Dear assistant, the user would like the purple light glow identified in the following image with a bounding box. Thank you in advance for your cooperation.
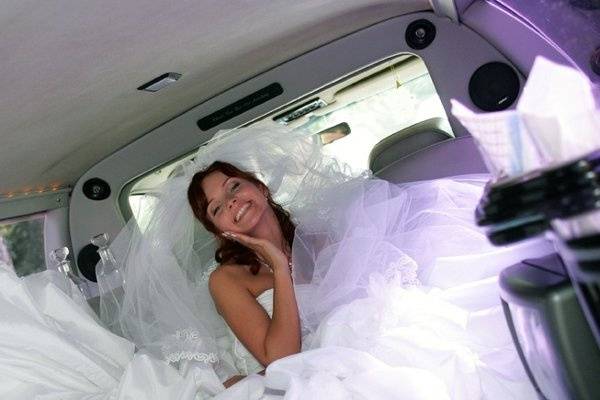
[493,0,600,83]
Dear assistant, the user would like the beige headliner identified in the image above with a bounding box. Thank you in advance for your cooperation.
[0,0,431,197]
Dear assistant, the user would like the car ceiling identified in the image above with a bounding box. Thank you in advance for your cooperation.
[0,0,431,198]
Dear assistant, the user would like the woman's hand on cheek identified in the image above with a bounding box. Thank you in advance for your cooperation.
[222,232,289,274]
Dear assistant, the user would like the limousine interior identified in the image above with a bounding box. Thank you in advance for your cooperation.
[1,1,599,399]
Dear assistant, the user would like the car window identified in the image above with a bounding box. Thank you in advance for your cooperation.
[0,214,46,277]
[129,194,160,231]
[125,54,450,225]
[291,63,448,174]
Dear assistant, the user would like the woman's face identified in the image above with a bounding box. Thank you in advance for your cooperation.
[201,171,270,234]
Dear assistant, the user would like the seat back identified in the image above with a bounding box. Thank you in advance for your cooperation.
[374,135,488,184]
[369,117,453,175]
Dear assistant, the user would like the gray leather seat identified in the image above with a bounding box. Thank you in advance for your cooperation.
[369,117,454,175]
[374,135,488,184]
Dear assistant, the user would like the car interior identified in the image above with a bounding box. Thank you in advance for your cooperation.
[1,1,599,399]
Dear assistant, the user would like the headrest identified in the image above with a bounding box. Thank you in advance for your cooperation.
[375,136,488,184]
[369,117,453,174]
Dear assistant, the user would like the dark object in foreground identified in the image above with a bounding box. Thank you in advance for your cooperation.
[477,150,600,400]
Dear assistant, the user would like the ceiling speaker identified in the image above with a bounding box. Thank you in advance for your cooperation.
[82,178,111,200]
[405,19,436,50]
[469,62,520,112]
[77,244,99,282]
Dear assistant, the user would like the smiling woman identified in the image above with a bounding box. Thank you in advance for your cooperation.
[188,161,296,276]
[186,161,301,384]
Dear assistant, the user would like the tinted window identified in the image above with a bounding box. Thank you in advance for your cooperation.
[294,63,448,173]
[0,214,46,276]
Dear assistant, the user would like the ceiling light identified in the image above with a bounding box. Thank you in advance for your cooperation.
[137,72,182,92]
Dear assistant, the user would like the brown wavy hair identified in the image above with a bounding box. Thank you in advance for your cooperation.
[187,161,295,275]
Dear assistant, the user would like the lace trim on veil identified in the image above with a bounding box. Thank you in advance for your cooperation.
[161,328,219,364]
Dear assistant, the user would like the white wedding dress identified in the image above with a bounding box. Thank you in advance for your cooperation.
[263,176,553,399]
[0,175,554,400]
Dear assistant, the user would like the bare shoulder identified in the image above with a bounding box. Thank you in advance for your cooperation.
[208,264,256,317]
[208,264,246,297]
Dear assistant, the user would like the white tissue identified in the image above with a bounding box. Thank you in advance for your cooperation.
[517,57,600,163]
[450,101,543,176]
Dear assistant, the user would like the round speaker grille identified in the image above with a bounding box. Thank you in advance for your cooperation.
[77,244,100,282]
[82,178,111,201]
[469,62,520,112]
[405,19,436,50]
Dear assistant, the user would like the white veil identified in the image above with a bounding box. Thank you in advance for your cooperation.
[99,125,359,380]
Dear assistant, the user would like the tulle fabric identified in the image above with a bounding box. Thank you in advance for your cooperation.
[105,179,240,380]
[291,175,554,334]
[0,263,133,399]
[268,174,554,399]
[267,284,536,399]
[0,262,228,400]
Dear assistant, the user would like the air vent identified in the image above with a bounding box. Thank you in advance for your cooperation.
[273,98,328,125]
[197,83,284,131]
[137,72,182,92]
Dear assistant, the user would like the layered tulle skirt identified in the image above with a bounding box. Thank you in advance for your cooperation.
[278,175,554,399]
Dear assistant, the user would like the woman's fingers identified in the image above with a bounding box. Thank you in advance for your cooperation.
[222,231,288,271]
[223,231,261,249]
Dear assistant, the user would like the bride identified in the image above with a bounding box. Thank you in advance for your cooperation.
[187,161,301,387]
[0,125,554,399]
